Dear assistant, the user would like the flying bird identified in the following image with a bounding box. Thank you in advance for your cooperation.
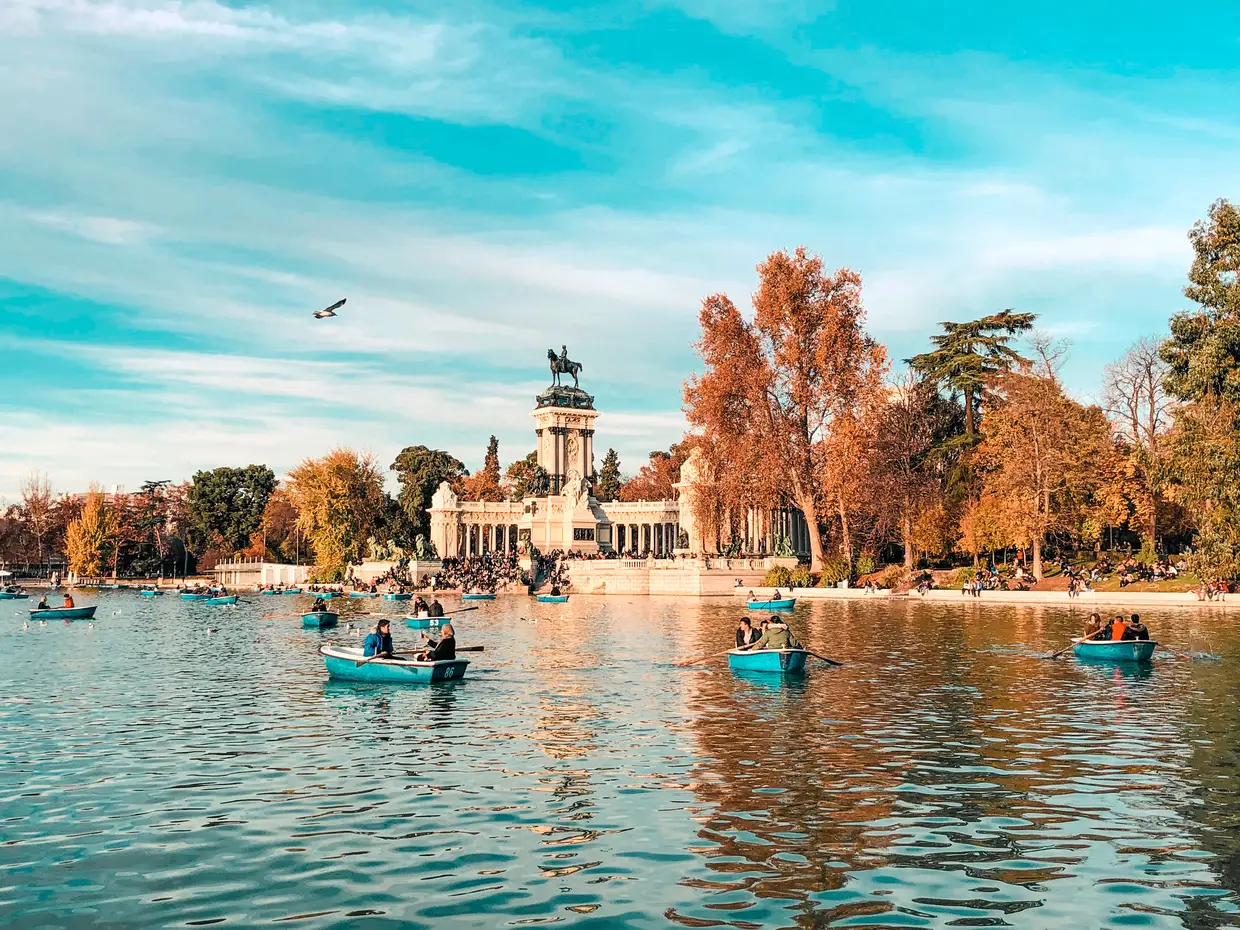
[314,298,346,319]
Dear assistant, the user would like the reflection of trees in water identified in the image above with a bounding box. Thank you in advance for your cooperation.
[676,601,1237,927]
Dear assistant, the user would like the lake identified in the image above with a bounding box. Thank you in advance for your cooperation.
[2,593,1238,928]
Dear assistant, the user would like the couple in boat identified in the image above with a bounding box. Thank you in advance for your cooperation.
[363,618,456,662]
[735,616,801,650]
[36,594,75,610]
[1082,612,1150,642]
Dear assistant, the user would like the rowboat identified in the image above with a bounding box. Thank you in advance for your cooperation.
[727,648,808,673]
[1072,639,1157,663]
[310,591,338,599]
[139,589,164,597]
[747,598,796,611]
[303,611,339,629]
[406,615,450,630]
[30,605,97,621]
[0,591,29,599]
[181,593,210,600]
[319,644,469,683]
[383,592,412,601]
[261,588,302,596]
[206,595,238,606]
[461,593,495,601]
[348,592,378,599]
[536,594,569,603]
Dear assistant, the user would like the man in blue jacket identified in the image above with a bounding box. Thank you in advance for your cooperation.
[363,618,396,658]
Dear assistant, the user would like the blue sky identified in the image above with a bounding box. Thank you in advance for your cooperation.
[2,0,1238,499]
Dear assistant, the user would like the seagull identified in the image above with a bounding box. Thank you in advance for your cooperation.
[314,298,346,319]
[23,621,29,630]
[207,627,219,634]
[88,622,94,631]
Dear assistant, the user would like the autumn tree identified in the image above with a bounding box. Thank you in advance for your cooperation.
[65,488,116,577]
[975,367,1117,579]
[19,471,55,570]
[287,448,387,578]
[685,248,886,570]
[619,444,687,502]
[391,446,467,535]
[503,451,548,501]
[908,309,1036,439]
[459,436,504,502]
[596,449,622,502]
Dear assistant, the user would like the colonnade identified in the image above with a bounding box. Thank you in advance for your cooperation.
[613,521,680,557]
[457,523,520,558]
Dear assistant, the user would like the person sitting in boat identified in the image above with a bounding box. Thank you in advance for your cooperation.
[428,597,444,618]
[412,596,429,617]
[745,619,800,651]
[37,595,50,610]
[415,623,456,661]
[63,593,75,609]
[735,617,758,648]
[551,583,562,596]
[311,596,328,613]
[770,589,782,601]
[1125,614,1150,641]
[1109,614,1129,641]
[363,618,397,659]
[1082,612,1105,640]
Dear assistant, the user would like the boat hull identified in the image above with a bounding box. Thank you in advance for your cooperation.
[348,592,378,599]
[180,593,209,600]
[383,593,412,600]
[30,606,97,621]
[303,611,339,629]
[536,595,569,603]
[310,592,338,599]
[319,645,469,683]
[747,599,796,610]
[139,590,164,597]
[461,593,495,601]
[206,596,238,606]
[406,616,450,630]
[1072,640,1157,663]
[0,592,29,599]
[727,648,808,673]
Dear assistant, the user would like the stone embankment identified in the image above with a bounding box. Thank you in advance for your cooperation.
[739,586,1230,609]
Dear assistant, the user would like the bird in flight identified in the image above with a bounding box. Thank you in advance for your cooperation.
[315,298,346,319]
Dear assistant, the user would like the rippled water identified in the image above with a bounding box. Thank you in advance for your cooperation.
[2,592,1239,928]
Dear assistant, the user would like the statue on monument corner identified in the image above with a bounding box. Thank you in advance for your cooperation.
[547,345,583,388]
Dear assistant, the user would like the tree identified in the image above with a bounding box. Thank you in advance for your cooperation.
[186,465,276,554]
[684,247,887,571]
[1102,337,1174,547]
[65,488,116,577]
[19,471,54,570]
[459,436,504,502]
[391,446,467,535]
[975,368,1117,580]
[287,448,387,578]
[503,451,547,500]
[908,309,1037,439]
[619,444,687,502]
[596,448,622,502]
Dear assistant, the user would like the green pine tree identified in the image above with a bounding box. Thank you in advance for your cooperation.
[597,448,622,502]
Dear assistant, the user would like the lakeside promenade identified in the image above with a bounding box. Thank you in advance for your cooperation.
[739,585,1230,609]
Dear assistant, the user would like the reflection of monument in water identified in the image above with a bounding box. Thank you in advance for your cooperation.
[428,348,811,593]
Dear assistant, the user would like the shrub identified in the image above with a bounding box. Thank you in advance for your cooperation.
[953,566,977,587]
[877,565,908,590]
[818,557,849,584]
[789,565,814,588]
[855,554,876,576]
[764,565,792,587]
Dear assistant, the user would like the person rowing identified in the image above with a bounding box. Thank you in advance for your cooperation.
[311,596,328,613]
[735,617,759,648]
[415,623,456,661]
[1082,612,1106,640]
[428,596,444,618]
[741,618,801,651]
[363,618,397,659]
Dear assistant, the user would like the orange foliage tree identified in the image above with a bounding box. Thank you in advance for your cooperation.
[619,443,687,501]
[684,247,887,570]
[459,436,504,502]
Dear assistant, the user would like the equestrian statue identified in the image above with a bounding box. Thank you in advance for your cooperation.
[548,345,583,388]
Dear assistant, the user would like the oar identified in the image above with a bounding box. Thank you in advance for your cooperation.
[675,648,733,668]
[1157,643,1195,660]
[1048,637,1085,659]
[804,650,845,667]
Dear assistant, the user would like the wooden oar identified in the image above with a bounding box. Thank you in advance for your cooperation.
[675,648,733,667]
[804,650,844,667]
[1157,643,1195,660]
[1048,637,1085,659]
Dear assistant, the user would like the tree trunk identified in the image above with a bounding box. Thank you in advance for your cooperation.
[837,495,853,568]
[1147,489,1158,551]
[1032,535,1043,581]
[796,493,826,572]
[903,513,914,570]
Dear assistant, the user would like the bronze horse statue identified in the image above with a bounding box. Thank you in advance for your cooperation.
[548,347,583,388]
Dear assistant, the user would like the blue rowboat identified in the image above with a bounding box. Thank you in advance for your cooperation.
[406,615,450,630]
[0,591,29,599]
[461,593,495,601]
[181,593,210,600]
[747,598,796,611]
[727,648,808,674]
[30,605,97,621]
[303,611,339,629]
[139,590,164,597]
[319,644,469,684]
[348,591,378,599]
[206,595,238,606]
[310,591,339,599]
[1072,640,1157,663]
[536,594,569,603]
[383,592,412,601]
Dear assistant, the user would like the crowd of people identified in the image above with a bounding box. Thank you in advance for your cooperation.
[433,551,524,594]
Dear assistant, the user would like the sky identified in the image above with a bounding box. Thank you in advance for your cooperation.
[2,0,1238,500]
